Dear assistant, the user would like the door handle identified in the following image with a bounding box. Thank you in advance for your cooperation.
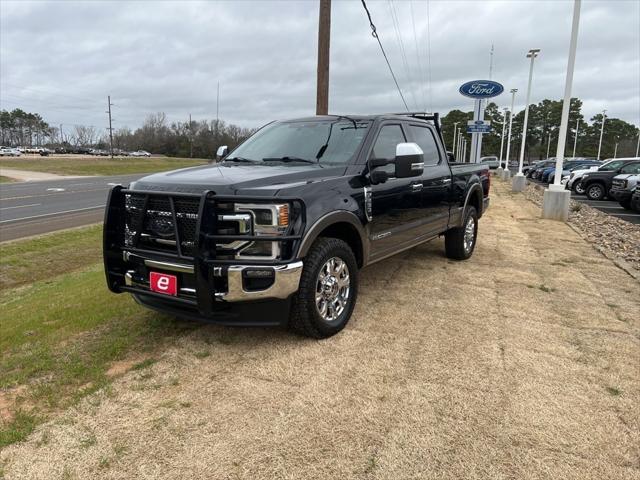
[410,182,423,192]
[442,178,452,184]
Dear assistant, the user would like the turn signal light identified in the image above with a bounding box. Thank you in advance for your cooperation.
[278,204,289,227]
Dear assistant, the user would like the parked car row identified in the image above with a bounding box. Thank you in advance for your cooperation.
[560,157,640,209]
[0,146,152,157]
[0,146,22,156]
[525,158,600,182]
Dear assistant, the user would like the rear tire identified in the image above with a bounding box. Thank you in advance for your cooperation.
[445,206,478,261]
[288,238,358,339]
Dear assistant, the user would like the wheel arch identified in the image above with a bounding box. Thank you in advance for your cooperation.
[463,183,484,220]
[297,211,367,268]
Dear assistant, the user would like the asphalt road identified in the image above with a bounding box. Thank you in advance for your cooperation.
[528,178,640,225]
[0,174,143,241]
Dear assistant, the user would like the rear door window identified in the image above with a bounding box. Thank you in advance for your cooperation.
[408,125,441,166]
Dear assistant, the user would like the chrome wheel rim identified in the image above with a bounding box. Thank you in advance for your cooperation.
[463,216,476,253]
[315,257,350,322]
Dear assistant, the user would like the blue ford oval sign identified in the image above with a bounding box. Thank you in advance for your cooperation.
[459,80,504,99]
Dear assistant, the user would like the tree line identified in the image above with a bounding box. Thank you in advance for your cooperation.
[441,98,639,162]
[2,97,638,161]
[0,109,254,159]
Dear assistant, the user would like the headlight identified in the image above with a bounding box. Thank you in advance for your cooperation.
[235,203,289,233]
[233,203,290,259]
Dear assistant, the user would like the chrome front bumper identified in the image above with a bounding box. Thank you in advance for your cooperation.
[222,262,303,302]
[124,255,303,303]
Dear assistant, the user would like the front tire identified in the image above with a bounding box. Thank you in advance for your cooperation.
[288,238,358,339]
[619,199,632,210]
[585,183,606,201]
[573,181,586,195]
[445,206,478,260]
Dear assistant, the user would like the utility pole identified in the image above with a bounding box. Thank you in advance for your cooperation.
[59,123,63,145]
[107,96,114,158]
[572,117,579,157]
[636,130,640,157]
[316,0,331,115]
[189,113,193,158]
[597,109,606,160]
[613,137,618,158]
[216,82,220,126]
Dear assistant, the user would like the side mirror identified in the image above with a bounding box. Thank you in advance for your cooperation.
[394,142,424,178]
[216,145,228,160]
[370,170,389,184]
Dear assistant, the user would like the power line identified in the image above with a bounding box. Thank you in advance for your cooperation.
[425,0,433,112]
[360,0,410,112]
[409,0,426,111]
[388,0,417,110]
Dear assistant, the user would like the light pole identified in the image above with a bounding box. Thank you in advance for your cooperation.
[636,129,640,157]
[542,0,581,221]
[497,107,508,174]
[457,127,463,160]
[613,137,618,158]
[452,122,459,155]
[462,139,467,162]
[546,132,552,159]
[513,48,540,191]
[503,88,518,180]
[572,117,579,157]
[597,109,606,160]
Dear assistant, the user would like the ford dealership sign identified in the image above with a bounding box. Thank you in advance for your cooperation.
[459,80,504,99]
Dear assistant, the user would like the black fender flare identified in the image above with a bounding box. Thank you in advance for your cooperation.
[462,182,484,223]
[297,210,369,266]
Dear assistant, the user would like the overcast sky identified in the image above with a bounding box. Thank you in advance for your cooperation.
[1,0,639,134]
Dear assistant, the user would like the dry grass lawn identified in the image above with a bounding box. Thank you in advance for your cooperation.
[1,180,638,479]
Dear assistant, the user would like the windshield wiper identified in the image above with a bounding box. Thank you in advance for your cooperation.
[224,157,256,163]
[262,156,315,164]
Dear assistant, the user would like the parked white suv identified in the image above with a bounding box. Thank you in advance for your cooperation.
[0,147,22,157]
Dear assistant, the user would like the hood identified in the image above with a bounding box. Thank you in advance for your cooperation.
[130,162,346,196]
[613,174,639,180]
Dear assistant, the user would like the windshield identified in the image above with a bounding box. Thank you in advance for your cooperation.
[226,119,370,165]
[599,160,625,171]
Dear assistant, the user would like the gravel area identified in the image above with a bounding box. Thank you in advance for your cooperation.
[523,182,640,275]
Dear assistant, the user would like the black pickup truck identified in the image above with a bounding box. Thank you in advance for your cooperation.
[104,113,490,338]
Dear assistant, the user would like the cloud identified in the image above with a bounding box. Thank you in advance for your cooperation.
[1,0,638,133]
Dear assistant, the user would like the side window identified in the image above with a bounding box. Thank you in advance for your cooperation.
[620,163,640,174]
[408,125,440,166]
[601,161,623,171]
[369,124,406,175]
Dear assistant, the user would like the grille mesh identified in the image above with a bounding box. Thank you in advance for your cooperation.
[124,193,200,257]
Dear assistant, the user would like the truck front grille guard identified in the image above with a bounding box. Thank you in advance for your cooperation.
[103,186,306,315]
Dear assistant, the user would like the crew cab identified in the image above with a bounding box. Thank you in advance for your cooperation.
[104,113,490,338]
[580,160,640,200]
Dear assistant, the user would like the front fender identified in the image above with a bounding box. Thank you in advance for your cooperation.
[297,210,368,263]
